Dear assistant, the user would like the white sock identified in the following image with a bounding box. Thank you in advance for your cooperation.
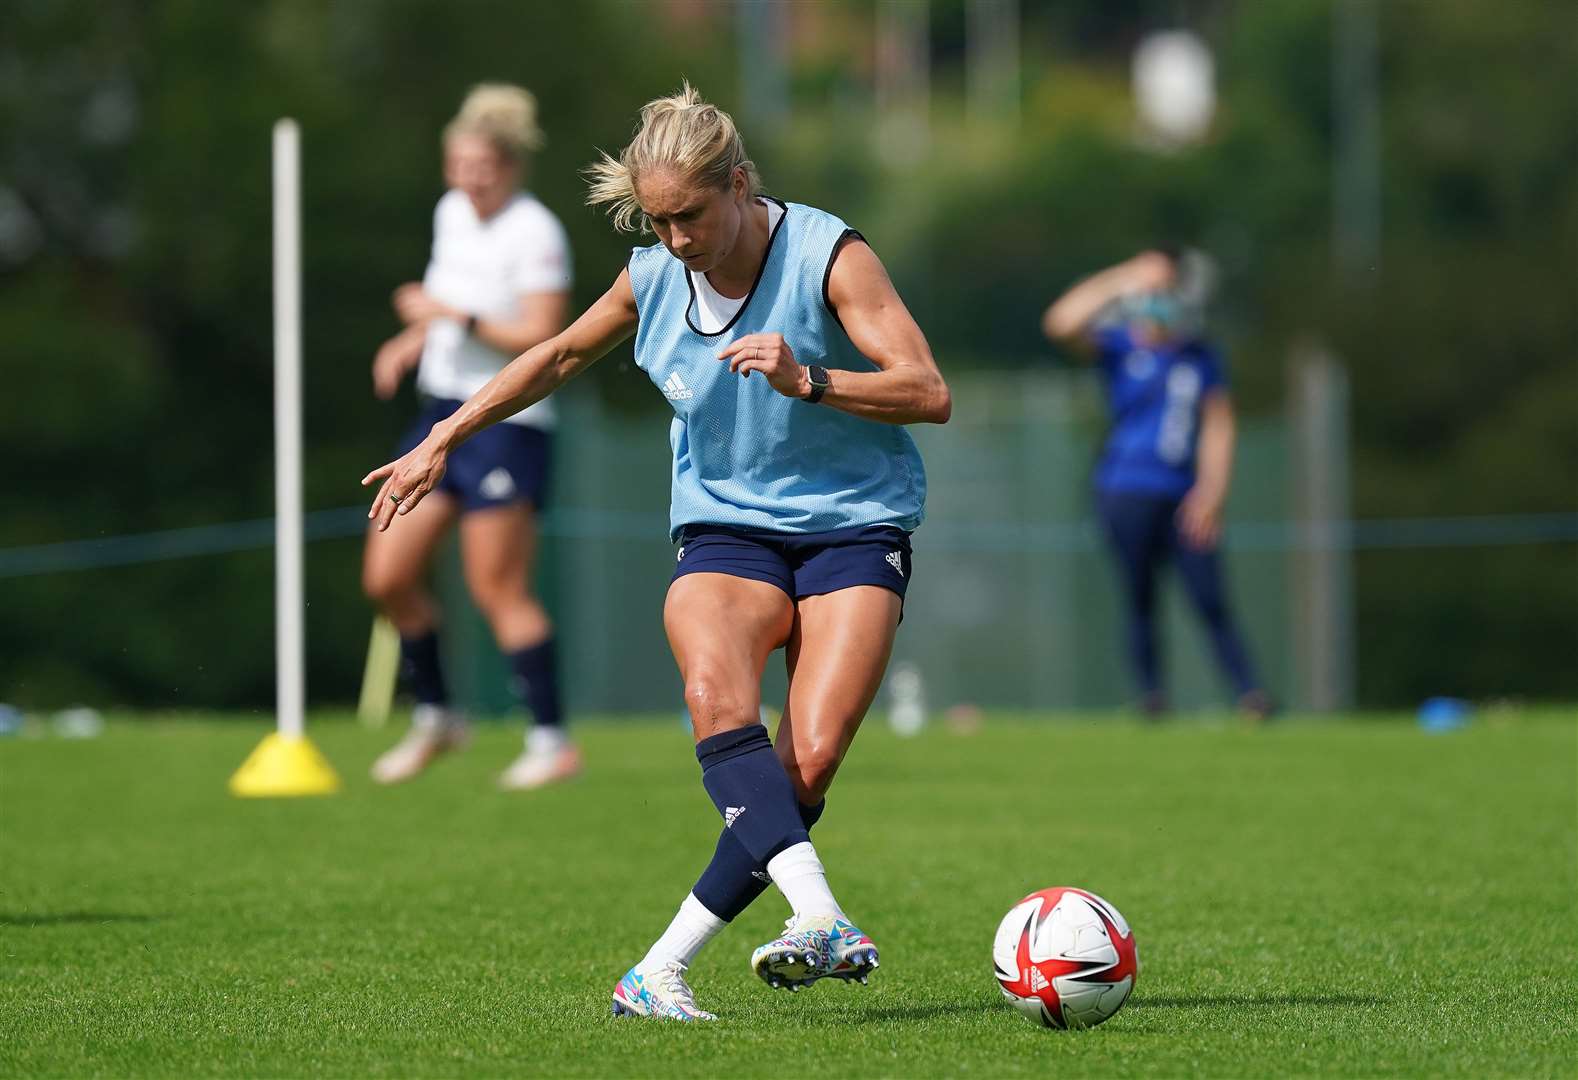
[766,841,846,921]
[639,893,726,972]
[526,725,566,755]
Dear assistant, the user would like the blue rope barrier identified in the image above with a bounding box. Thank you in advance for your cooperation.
[0,508,1573,579]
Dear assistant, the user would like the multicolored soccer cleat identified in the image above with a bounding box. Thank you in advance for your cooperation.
[750,915,880,991]
[610,963,717,1021]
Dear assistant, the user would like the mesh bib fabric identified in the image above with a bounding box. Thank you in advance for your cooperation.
[628,199,927,540]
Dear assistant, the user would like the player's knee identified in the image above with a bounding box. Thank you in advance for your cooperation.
[787,737,844,803]
[683,674,755,733]
[362,564,417,608]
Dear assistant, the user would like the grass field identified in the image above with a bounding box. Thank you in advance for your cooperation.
[2,711,1574,1077]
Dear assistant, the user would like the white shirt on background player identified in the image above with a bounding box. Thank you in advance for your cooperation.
[416,189,572,428]
[688,199,784,333]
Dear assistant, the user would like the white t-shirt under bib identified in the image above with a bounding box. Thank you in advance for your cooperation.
[416,189,572,428]
[688,199,784,333]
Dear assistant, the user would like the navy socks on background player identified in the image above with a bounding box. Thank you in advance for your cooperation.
[399,631,448,708]
[507,637,563,730]
[401,630,565,734]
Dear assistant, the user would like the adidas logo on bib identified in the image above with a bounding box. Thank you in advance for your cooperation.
[663,372,694,400]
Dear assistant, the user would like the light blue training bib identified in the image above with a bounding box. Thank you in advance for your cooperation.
[627,199,927,540]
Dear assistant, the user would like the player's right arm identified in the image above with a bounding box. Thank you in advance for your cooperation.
[363,270,639,529]
[1040,252,1174,358]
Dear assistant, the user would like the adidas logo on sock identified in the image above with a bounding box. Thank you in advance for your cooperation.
[885,550,904,576]
[663,372,695,400]
[724,805,747,827]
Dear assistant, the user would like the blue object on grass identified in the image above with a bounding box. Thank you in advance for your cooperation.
[1418,697,1472,732]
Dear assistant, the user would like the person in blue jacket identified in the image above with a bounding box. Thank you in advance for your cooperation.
[1043,249,1271,719]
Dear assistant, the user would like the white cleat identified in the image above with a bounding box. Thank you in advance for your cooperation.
[498,728,582,791]
[370,705,469,785]
[610,963,717,1021]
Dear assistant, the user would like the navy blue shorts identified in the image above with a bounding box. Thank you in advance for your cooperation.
[398,398,551,512]
[671,524,913,603]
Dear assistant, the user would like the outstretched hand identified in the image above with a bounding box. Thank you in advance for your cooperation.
[718,332,809,400]
[362,431,449,531]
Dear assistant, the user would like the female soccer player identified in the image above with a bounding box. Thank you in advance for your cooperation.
[363,85,950,1020]
[364,84,581,790]
[1042,249,1271,719]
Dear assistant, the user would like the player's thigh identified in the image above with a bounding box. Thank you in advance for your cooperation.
[776,585,902,771]
[665,572,795,740]
[458,501,539,603]
[361,489,459,595]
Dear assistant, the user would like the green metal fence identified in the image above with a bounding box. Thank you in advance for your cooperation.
[440,369,1311,718]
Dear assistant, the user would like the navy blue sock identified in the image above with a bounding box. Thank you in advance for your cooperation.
[693,798,827,922]
[399,631,447,706]
[507,637,562,729]
[695,724,808,866]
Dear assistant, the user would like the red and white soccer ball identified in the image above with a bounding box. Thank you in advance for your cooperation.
[993,886,1139,1029]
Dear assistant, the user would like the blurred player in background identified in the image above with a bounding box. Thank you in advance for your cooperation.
[364,84,580,789]
[1042,249,1271,720]
[363,84,950,1020]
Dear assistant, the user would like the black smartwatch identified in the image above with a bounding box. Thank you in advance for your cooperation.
[805,364,831,404]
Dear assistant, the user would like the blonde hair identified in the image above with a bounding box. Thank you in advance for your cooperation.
[445,83,545,161]
[585,82,762,233]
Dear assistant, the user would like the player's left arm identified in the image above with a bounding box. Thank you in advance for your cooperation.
[1177,389,1235,550]
[719,237,951,425]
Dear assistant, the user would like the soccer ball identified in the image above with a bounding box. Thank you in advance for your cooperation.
[992,886,1139,1029]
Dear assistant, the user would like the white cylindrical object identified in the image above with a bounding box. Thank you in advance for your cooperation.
[273,119,305,740]
[887,661,927,737]
[1133,30,1216,144]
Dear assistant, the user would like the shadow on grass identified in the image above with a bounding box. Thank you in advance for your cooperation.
[1131,993,1384,1009]
[0,912,158,927]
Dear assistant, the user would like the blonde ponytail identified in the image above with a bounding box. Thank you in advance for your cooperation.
[585,82,761,233]
[445,83,545,161]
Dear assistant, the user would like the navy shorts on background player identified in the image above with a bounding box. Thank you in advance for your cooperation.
[398,397,551,512]
[672,524,913,603]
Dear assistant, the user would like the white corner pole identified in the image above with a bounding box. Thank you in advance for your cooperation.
[273,118,305,741]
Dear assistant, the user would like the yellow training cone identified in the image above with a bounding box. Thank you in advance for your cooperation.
[229,732,341,797]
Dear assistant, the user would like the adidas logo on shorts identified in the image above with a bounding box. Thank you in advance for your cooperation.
[725,805,747,828]
[885,550,904,576]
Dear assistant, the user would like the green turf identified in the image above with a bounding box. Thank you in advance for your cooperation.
[1,711,1574,1077]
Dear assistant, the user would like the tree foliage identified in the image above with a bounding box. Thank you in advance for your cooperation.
[1,0,1572,708]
